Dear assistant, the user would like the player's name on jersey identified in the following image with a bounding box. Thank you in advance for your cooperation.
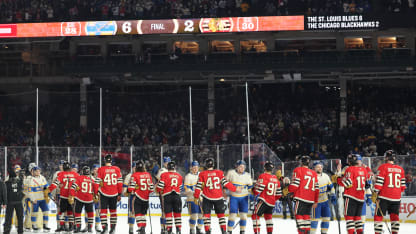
[387,168,402,173]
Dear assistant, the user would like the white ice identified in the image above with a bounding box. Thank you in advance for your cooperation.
[3,216,415,234]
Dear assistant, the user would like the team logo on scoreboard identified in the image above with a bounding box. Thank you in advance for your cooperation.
[85,21,117,36]
[199,18,233,33]
[61,22,81,36]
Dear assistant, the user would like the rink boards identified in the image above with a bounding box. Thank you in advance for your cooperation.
[1,196,415,223]
[43,196,416,223]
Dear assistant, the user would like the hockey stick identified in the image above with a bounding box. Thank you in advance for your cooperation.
[231,197,241,231]
[233,193,257,230]
[232,220,241,230]
[331,160,342,234]
[0,206,4,232]
[375,199,392,234]
[159,194,165,233]
[334,184,341,234]
[293,199,302,231]
[148,198,153,234]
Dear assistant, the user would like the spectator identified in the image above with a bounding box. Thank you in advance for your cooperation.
[0,0,400,23]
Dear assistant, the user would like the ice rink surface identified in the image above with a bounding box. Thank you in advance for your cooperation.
[4,216,415,234]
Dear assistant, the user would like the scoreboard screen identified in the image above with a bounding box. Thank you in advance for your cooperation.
[0,16,304,38]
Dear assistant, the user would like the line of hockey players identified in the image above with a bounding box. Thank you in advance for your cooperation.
[1,149,407,234]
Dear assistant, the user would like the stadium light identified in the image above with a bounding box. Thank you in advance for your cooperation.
[282,73,292,81]
[293,73,302,81]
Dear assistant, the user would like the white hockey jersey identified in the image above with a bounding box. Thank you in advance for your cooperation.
[156,167,168,181]
[26,175,48,202]
[226,169,253,197]
[184,172,199,201]
[317,172,335,203]
[123,172,132,194]
[51,170,62,196]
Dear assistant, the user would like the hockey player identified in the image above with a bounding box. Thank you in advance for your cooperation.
[128,160,154,234]
[157,161,183,234]
[226,160,253,234]
[23,162,37,231]
[26,166,50,232]
[289,156,319,234]
[311,161,337,234]
[184,161,203,234]
[355,155,373,228]
[51,160,65,231]
[48,161,79,232]
[123,161,136,234]
[194,158,241,234]
[91,164,102,232]
[156,156,172,234]
[69,166,97,233]
[339,154,369,234]
[95,154,123,234]
[72,163,79,173]
[373,150,406,234]
[280,176,294,220]
[251,161,282,234]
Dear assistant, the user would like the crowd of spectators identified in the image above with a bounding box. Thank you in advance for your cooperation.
[2,84,416,158]
[1,83,416,191]
[0,0,415,23]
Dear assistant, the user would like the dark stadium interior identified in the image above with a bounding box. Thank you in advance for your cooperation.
[1,0,416,202]
[0,0,415,23]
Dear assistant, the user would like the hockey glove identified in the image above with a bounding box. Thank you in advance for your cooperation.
[194,197,201,206]
[371,192,378,203]
[93,194,100,203]
[43,188,50,203]
[331,174,338,184]
[365,194,372,206]
[68,196,74,205]
[283,177,291,186]
[43,188,50,197]
[330,194,337,205]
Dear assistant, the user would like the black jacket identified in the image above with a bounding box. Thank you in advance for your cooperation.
[4,176,24,204]
[0,179,6,205]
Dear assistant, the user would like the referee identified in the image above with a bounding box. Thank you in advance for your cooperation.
[3,166,24,234]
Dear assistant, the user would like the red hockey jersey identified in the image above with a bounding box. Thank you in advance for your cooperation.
[253,173,282,206]
[288,167,319,203]
[96,165,123,197]
[157,171,183,196]
[128,171,154,201]
[194,169,236,200]
[70,175,97,203]
[374,163,406,202]
[340,166,368,202]
[49,171,79,198]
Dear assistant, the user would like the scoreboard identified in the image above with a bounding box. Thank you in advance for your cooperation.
[0,16,304,38]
